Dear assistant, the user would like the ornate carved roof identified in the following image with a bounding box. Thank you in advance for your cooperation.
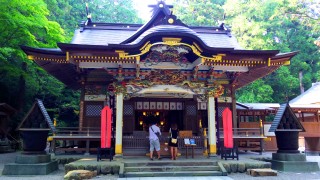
[21,1,298,90]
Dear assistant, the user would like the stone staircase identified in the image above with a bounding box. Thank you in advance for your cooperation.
[121,160,227,178]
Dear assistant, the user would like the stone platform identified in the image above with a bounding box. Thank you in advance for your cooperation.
[2,154,58,175]
[271,153,319,172]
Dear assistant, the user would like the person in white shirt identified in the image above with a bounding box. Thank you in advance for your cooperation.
[149,122,161,160]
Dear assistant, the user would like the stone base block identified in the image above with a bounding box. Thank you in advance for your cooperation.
[272,153,306,161]
[271,153,319,172]
[2,161,58,175]
[15,154,51,164]
[271,160,319,172]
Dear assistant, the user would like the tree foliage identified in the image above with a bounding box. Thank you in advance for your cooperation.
[44,0,142,41]
[224,0,320,102]
[173,0,319,103]
[173,0,225,26]
[0,0,142,130]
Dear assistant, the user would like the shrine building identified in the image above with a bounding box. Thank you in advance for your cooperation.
[21,2,297,156]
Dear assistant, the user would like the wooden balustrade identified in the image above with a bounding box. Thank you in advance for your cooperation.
[50,127,265,155]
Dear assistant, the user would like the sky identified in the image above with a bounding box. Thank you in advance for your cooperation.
[132,0,173,21]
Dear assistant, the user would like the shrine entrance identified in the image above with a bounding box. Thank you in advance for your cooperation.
[135,110,184,132]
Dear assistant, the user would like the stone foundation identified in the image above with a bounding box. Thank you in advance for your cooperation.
[271,153,319,172]
[2,154,58,175]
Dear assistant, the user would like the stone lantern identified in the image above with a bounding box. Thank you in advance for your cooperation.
[17,99,56,153]
[2,99,58,175]
[269,103,318,172]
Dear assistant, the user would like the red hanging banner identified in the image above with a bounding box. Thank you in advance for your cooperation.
[222,107,233,148]
[101,106,112,148]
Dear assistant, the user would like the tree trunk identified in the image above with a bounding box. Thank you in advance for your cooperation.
[17,62,26,112]
[299,71,304,94]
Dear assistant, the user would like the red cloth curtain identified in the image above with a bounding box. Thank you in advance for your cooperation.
[222,107,233,148]
[101,106,112,148]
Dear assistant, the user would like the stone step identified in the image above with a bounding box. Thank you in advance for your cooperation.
[125,165,221,172]
[2,161,58,175]
[124,161,218,167]
[124,170,223,177]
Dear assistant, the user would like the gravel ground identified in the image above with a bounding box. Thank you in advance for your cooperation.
[1,152,319,180]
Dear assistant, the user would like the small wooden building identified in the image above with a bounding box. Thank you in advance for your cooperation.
[21,2,297,156]
[289,82,320,152]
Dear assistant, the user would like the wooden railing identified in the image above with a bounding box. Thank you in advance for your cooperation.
[122,135,205,150]
[219,128,263,137]
[50,127,266,154]
[54,127,101,136]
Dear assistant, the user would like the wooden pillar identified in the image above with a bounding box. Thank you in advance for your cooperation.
[79,80,85,131]
[115,93,124,155]
[208,96,217,155]
[231,87,237,128]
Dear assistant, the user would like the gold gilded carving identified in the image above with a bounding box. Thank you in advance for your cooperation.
[206,84,224,98]
[216,80,230,84]
[115,50,129,58]
[66,51,70,61]
[180,80,205,89]
[27,55,34,60]
[168,18,174,24]
[192,42,203,52]
[162,37,182,45]
[115,40,225,62]
[140,41,152,54]
[283,60,290,65]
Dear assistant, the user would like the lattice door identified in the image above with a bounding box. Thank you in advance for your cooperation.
[123,101,135,133]
[184,103,197,131]
[84,102,104,127]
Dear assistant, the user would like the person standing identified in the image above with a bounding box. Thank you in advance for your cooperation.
[169,123,179,160]
[149,122,161,160]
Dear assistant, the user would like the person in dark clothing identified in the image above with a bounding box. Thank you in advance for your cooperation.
[168,123,179,160]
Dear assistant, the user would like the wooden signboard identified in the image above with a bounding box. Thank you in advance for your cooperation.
[179,130,192,138]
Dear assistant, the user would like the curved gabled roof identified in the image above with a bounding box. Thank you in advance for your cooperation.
[129,25,198,44]
[127,25,239,51]
[120,1,173,44]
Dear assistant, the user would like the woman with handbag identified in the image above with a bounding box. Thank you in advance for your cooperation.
[168,123,179,160]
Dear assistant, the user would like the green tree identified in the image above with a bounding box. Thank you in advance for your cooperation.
[173,0,226,26]
[1,0,143,129]
[44,0,143,41]
[236,79,274,103]
[0,0,66,130]
[224,0,320,101]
